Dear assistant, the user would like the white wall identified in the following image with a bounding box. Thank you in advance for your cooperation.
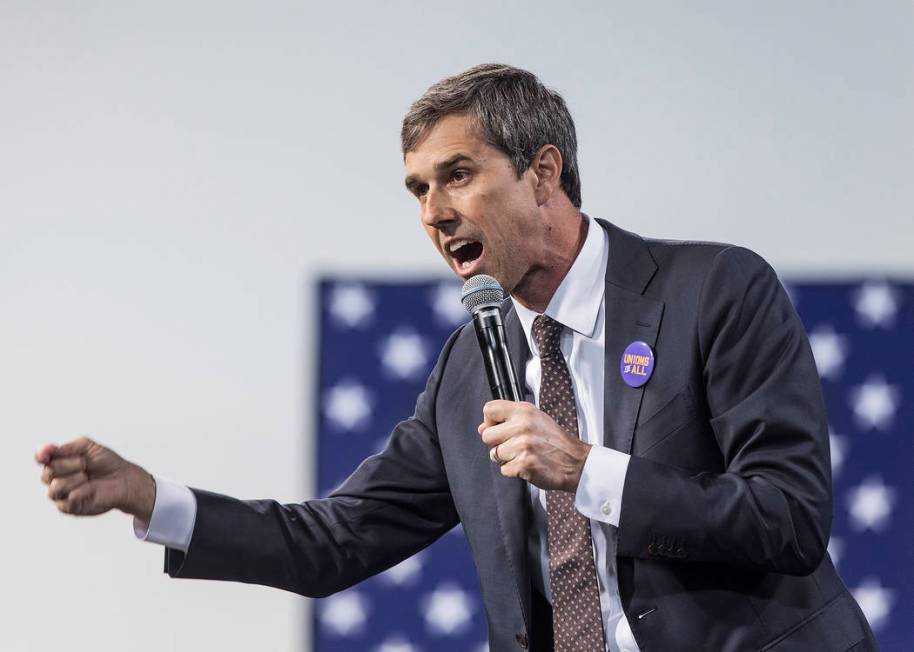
[2,2,911,651]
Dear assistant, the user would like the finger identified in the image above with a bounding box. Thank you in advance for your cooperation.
[35,444,60,465]
[480,420,522,447]
[482,400,519,427]
[55,436,94,458]
[499,457,531,482]
[493,434,533,463]
[55,482,97,516]
[48,472,89,501]
[41,457,86,484]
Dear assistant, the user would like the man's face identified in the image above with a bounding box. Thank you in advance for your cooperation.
[404,114,542,292]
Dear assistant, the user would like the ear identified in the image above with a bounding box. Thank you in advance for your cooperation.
[529,144,563,206]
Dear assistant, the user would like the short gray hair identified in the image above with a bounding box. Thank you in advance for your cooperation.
[401,63,582,208]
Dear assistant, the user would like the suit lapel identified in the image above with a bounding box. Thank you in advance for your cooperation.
[487,302,533,627]
[596,219,665,453]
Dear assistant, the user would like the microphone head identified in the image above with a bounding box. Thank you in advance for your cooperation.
[461,274,505,315]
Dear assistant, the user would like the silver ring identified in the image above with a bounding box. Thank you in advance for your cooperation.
[489,445,506,466]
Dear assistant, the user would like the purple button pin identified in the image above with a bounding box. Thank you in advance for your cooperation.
[620,341,655,388]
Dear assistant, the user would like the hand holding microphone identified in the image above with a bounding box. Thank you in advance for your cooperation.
[461,275,590,491]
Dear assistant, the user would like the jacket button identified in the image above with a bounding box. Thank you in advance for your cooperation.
[515,633,528,649]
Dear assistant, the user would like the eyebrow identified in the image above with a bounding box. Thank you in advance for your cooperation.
[404,153,475,192]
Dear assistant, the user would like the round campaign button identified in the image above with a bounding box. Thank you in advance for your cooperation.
[620,341,655,388]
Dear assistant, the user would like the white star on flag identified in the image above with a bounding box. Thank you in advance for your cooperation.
[324,380,373,431]
[849,376,900,430]
[829,429,848,477]
[853,281,899,328]
[808,326,849,380]
[852,577,895,631]
[372,635,421,652]
[379,552,425,587]
[846,475,896,532]
[430,281,469,325]
[379,329,430,379]
[320,590,371,636]
[421,582,476,636]
[827,537,844,568]
[330,283,376,328]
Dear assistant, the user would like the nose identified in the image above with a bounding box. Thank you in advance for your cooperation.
[421,186,457,231]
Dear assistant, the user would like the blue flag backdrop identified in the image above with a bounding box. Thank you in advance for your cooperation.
[314,278,912,651]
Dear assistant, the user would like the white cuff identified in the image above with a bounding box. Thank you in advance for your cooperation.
[132,475,197,552]
[574,445,630,527]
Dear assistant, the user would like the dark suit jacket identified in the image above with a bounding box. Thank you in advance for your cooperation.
[163,219,877,651]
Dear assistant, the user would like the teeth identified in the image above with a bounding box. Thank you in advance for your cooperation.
[447,239,475,254]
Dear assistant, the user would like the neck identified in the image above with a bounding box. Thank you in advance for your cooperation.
[511,212,588,313]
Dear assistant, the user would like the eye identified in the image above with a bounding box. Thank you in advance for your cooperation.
[450,169,470,183]
[414,184,428,199]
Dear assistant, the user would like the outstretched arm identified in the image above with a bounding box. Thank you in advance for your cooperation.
[37,326,465,598]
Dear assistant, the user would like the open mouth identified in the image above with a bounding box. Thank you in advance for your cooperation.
[448,239,484,273]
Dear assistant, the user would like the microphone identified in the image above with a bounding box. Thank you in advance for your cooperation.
[461,274,522,401]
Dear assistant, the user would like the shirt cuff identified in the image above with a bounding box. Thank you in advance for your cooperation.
[132,475,197,552]
[574,445,630,527]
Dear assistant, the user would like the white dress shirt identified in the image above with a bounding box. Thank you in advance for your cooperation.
[134,213,638,651]
[510,214,638,652]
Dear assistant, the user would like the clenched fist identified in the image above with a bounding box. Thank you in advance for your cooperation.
[35,436,156,526]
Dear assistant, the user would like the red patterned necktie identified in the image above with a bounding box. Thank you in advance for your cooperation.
[532,314,606,651]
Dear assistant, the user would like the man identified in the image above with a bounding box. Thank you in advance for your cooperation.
[36,64,877,651]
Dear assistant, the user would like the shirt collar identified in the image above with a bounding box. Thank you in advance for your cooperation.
[511,213,608,349]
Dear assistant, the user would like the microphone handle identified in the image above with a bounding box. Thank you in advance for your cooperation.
[472,306,522,401]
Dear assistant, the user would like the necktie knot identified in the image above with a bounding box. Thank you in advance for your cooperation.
[532,314,563,357]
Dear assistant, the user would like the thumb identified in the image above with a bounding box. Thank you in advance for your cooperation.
[35,443,60,465]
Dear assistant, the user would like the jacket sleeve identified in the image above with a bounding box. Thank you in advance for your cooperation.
[617,246,832,576]
[163,326,464,597]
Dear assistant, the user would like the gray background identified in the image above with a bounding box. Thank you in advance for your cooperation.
[2,2,911,650]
